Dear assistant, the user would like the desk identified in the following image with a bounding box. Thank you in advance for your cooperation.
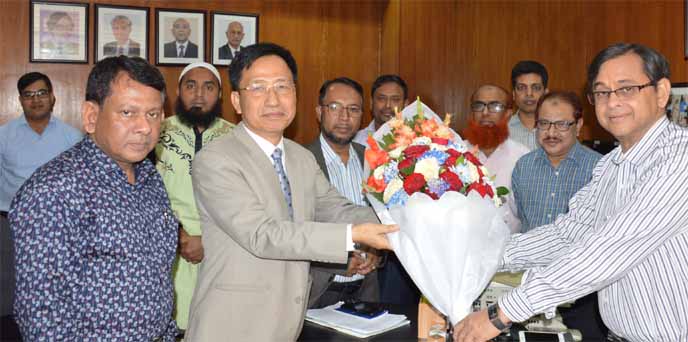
[298,304,421,341]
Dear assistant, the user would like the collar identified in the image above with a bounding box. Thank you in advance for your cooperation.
[319,133,354,166]
[243,123,285,160]
[83,135,157,185]
[611,116,668,166]
[176,40,189,48]
[117,40,131,49]
[534,141,585,165]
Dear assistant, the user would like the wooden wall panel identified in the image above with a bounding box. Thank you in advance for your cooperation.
[0,0,386,144]
[390,0,688,141]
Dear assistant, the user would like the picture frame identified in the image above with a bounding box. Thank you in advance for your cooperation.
[211,12,259,66]
[94,4,149,62]
[685,0,687,59]
[667,82,688,127]
[156,8,206,65]
[29,0,89,63]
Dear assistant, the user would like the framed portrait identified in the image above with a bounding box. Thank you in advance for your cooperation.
[95,5,149,62]
[156,8,206,65]
[29,1,89,63]
[211,12,259,66]
[667,83,688,126]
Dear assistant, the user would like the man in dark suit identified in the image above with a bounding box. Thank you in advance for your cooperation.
[102,15,141,58]
[185,43,396,341]
[163,18,198,58]
[218,21,244,60]
[304,77,380,309]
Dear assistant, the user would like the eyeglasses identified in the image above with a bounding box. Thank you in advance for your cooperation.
[471,101,506,113]
[587,82,655,105]
[322,102,363,118]
[238,81,296,97]
[20,89,50,99]
[536,119,577,131]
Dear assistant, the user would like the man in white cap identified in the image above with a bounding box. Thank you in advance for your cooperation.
[154,62,234,334]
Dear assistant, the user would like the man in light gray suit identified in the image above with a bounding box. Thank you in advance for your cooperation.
[185,43,397,341]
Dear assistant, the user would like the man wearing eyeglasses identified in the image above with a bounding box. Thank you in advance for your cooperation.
[509,61,549,150]
[304,77,380,309]
[185,43,396,341]
[462,84,529,233]
[511,91,605,340]
[454,43,688,342]
[0,72,81,318]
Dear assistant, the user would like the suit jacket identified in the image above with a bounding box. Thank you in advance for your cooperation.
[218,44,242,60]
[303,138,379,308]
[185,123,378,341]
[102,40,141,57]
[163,41,199,58]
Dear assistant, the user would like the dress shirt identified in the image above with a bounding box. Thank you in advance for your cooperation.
[0,114,82,211]
[476,139,529,233]
[508,112,538,150]
[155,115,234,329]
[499,117,688,342]
[353,121,376,147]
[117,40,131,55]
[10,137,178,341]
[319,134,367,206]
[176,41,189,56]
[243,126,356,251]
[512,142,601,232]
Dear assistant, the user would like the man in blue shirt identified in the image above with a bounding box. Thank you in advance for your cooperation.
[0,72,81,318]
[10,56,178,341]
[511,90,605,340]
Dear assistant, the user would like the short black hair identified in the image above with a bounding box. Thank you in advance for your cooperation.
[228,42,298,90]
[535,90,583,121]
[511,60,549,88]
[586,42,670,93]
[318,77,364,105]
[17,72,53,93]
[371,74,408,100]
[86,55,166,106]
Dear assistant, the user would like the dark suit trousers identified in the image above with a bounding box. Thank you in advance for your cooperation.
[377,253,421,305]
[0,213,14,316]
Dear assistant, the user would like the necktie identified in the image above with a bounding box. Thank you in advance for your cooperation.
[178,45,185,57]
[117,47,124,55]
[271,148,293,219]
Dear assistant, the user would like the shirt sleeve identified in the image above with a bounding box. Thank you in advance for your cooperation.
[10,179,80,340]
[499,154,688,322]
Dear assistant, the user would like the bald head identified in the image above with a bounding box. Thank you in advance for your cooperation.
[471,84,509,103]
[226,21,245,49]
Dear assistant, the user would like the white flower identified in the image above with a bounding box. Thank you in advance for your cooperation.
[415,158,440,181]
[383,177,404,203]
[480,166,491,178]
[467,162,481,183]
[411,136,432,146]
[373,165,386,180]
[430,143,448,152]
[389,146,404,159]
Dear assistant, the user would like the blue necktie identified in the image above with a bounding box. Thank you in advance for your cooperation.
[271,148,293,219]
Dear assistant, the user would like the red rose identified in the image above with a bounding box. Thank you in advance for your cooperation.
[467,182,492,198]
[403,173,426,195]
[403,145,430,159]
[463,152,482,167]
[446,149,461,157]
[440,171,463,191]
[398,157,415,175]
[431,137,449,145]
[444,155,458,167]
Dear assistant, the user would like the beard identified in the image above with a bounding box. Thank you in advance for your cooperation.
[461,115,510,150]
[175,97,222,129]
[321,122,355,146]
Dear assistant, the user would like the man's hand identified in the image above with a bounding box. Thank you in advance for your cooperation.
[453,308,503,342]
[351,223,398,250]
[178,227,204,264]
[354,247,380,275]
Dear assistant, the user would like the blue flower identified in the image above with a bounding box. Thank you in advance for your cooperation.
[427,178,450,197]
[387,189,409,207]
[451,164,473,185]
[448,140,468,153]
[383,160,399,183]
[418,150,449,165]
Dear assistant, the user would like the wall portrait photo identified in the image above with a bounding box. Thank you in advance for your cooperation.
[156,9,206,65]
[668,83,688,127]
[95,5,149,62]
[30,1,88,63]
[211,12,259,66]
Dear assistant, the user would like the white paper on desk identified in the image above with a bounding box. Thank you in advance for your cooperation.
[305,302,410,338]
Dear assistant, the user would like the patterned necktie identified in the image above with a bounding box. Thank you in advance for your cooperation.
[178,45,185,57]
[271,148,293,219]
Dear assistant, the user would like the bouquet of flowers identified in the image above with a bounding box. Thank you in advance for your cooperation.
[363,100,510,325]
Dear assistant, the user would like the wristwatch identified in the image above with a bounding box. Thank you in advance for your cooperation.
[488,303,512,332]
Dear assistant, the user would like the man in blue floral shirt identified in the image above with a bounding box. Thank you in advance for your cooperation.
[9,56,178,341]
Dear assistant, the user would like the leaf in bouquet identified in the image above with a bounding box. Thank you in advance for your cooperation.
[380,133,396,150]
[399,164,415,177]
[369,191,384,204]
[496,186,510,197]
[456,155,465,166]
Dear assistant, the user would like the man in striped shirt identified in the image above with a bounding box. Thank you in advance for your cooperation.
[454,43,688,342]
[305,77,381,308]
